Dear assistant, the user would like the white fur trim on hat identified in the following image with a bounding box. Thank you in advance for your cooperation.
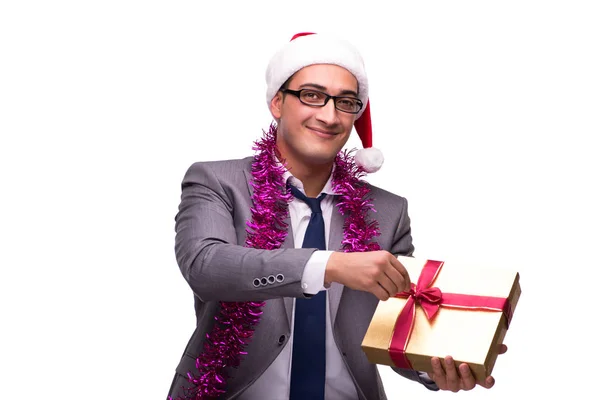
[265,33,369,119]
[355,147,384,173]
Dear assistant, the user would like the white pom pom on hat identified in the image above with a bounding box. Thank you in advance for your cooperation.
[265,32,384,173]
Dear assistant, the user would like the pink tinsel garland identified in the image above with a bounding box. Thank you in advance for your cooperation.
[171,123,380,399]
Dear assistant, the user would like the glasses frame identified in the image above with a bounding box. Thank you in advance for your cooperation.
[280,88,363,114]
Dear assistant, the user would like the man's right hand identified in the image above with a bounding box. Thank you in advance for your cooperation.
[324,250,411,301]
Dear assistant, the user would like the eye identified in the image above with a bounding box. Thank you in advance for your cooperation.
[336,98,359,111]
[300,90,326,104]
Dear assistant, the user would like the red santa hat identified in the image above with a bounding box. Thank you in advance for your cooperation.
[265,32,384,173]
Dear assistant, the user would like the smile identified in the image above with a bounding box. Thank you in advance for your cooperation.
[307,127,338,137]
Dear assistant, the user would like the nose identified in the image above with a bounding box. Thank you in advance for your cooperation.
[315,98,339,126]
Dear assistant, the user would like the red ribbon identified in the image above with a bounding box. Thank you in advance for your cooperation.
[389,260,513,369]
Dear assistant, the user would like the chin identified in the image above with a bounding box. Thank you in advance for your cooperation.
[279,133,344,167]
[302,140,344,161]
[300,149,339,166]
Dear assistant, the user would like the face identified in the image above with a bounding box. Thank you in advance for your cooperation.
[269,64,359,168]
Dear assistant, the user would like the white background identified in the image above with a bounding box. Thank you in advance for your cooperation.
[1,1,599,398]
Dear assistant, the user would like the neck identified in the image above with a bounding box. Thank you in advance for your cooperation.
[278,154,333,198]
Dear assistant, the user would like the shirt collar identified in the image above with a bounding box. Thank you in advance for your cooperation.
[278,161,337,196]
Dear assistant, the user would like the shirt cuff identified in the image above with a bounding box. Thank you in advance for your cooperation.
[301,251,334,295]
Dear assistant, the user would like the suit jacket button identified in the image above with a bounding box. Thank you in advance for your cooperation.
[278,335,286,345]
[253,278,261,287]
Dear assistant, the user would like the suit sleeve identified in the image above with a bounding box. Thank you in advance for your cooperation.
[389,196,440,391]
[174,162,316,302]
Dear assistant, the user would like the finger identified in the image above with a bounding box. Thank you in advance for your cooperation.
[376,269,399,297]
[458,363,476,390]
[430,357,446,388]
[381,265,403,295]
[499,344,508,354]
[478,375,495,389]
[372,284,391,301]
[390,256,411,291]
[442,356,460,392]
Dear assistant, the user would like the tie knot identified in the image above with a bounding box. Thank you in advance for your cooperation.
[289,184,326,214]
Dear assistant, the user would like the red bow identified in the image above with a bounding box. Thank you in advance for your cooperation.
[404,283,443,320]
[389,260,510,369]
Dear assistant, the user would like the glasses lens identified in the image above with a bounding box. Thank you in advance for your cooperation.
[299,89,327,105]
[335,97,361,113]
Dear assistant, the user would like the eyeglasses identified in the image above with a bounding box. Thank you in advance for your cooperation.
[280,88,363,114]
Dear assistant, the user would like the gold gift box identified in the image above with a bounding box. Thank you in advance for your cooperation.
[361,256,521,382]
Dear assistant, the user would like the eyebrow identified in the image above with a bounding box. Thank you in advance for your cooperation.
[298,83,359,97]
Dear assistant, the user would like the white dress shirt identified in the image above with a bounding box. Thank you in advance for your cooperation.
[239,169,358,400]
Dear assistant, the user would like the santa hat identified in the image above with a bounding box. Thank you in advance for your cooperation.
[265,32,384,173]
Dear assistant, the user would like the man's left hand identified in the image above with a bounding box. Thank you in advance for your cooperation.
[427,344,508,392]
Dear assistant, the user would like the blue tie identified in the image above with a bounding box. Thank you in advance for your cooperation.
[288,184,327,400]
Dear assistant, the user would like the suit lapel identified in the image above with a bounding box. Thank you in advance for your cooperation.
[328,197,345,324]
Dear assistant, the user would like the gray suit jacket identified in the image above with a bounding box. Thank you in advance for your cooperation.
[168,157,437,399]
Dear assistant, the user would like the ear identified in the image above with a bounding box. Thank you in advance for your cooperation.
[269,91,283,119]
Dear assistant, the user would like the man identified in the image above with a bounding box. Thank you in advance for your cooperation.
[168,32,504,399]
